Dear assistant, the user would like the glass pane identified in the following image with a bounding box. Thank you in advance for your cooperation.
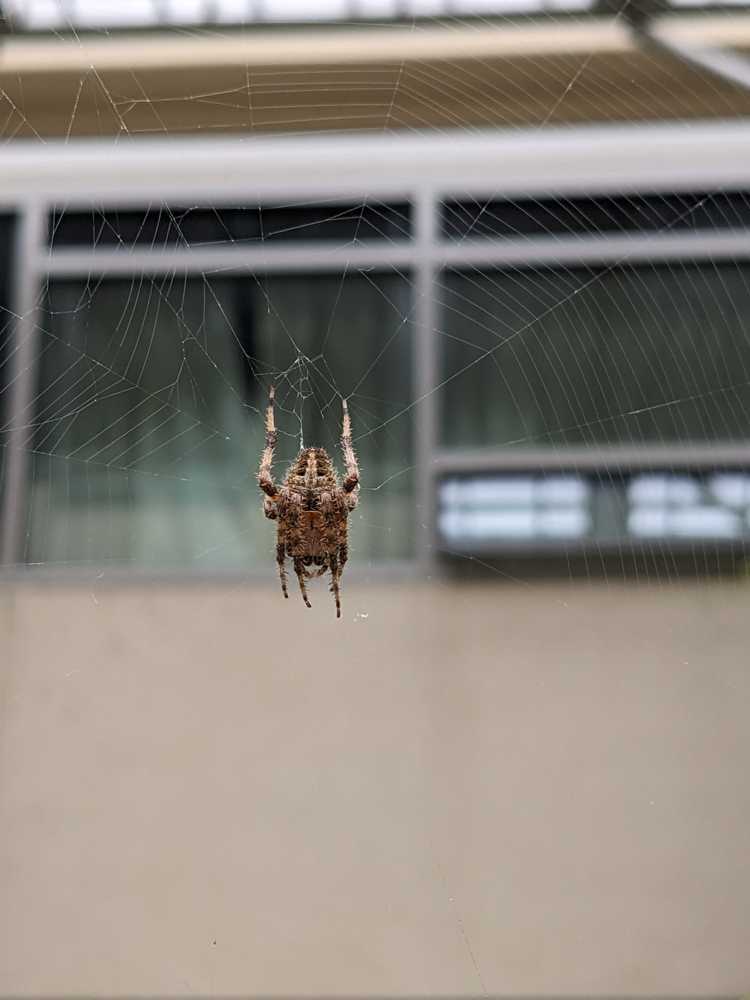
[49,201,412,248]
[438,468,750,552]
[441,190,750,241]
[439,262,750,448]
[26,273,413,568]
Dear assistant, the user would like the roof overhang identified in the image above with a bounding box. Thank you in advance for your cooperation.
[1,13,749,136]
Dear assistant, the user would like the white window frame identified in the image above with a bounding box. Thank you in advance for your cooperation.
[2,120,750,572]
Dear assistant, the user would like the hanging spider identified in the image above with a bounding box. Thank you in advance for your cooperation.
[258,385,360,618]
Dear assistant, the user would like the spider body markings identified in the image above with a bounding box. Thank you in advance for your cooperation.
[258,386,360,618]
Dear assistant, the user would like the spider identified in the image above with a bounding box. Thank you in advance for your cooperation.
[258,385,360,618]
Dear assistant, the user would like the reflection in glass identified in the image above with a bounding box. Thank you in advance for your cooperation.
[439,262,750,448]
[27,273,413,568]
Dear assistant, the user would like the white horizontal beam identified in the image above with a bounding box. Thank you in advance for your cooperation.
[438,232,750,267]
[2,12,749,76]
[434,444,750,471]
[0,18,633,75]
[3,121,750,206]
[41,231,750,277]
[42,242,417,276]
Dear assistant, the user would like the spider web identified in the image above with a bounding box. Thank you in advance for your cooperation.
[2,0,750,591]
[3,4,750,997]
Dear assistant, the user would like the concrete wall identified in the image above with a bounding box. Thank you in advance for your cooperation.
[0,576,748,995]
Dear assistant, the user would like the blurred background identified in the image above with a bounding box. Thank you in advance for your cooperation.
[1,0,750,995]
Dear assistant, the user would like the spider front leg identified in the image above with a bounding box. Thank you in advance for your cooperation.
[263,497,277,520]
[341,398,359,505]
[258,385,278,501]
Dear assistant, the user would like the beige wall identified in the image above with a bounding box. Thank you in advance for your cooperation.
[0,576,749,995]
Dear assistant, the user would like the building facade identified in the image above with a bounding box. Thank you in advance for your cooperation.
[2,8,750,996]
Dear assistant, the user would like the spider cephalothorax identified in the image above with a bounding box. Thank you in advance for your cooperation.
[258,386,359,618]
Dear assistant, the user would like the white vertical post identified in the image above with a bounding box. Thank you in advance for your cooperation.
[414,186,439,568]
[1,202,46,568]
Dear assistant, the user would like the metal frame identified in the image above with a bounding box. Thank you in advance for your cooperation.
[0,202,45,567]
[632,11,750,95]
[2,121,750,575]
[6,1,750,33]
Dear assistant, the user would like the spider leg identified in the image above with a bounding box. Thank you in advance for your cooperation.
[293,557,312,608]
[341,399,360,503]
[328,553,341,618]
[263,497,277,520]
[276,542,288,599]
[258,385,278,500]
[339,541,348,573]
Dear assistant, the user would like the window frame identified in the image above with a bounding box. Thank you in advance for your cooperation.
[1,122,750,572]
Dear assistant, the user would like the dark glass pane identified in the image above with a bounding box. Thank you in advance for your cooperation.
[27,273,413,568]
[442,190,750,240]
[49,202,412,248]
[439,262,750,448]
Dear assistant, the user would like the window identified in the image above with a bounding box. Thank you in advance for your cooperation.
[49,202,413,248]
[26,272,413,568]
[437,468,750,551]
[438,261,750,449]
[441,191,750,241]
